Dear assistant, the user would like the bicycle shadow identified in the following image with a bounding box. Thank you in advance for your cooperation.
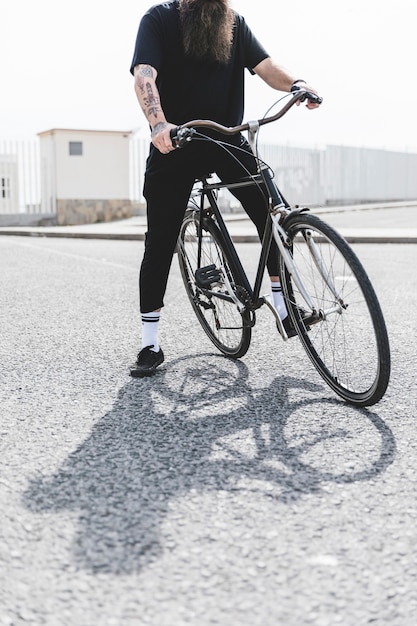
[23,354,396,574]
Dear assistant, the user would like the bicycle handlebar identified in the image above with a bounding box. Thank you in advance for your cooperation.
[170,88,323,148]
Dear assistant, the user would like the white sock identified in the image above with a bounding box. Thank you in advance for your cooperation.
[141,311,160,352]
[271,281,288,321]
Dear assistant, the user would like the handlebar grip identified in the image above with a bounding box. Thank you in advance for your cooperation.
[310,94,323,105]
[170,126,196,148]
[170,126,180,148]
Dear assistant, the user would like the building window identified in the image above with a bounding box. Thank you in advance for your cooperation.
[1,177,10,198]
[69,141,83,156]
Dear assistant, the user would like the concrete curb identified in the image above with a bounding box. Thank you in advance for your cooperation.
[0,229,146,241]
[0,228,416,244]
[1,201,416,244]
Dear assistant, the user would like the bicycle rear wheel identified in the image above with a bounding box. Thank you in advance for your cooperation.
[177,209,252,358]
[279,212,390,406]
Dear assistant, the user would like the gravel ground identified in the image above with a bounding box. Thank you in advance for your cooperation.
[0,236,416,626]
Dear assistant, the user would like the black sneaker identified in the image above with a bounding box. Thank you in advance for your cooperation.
[281,315,298,338]
[277,309,311,339]
[130,345,164,377]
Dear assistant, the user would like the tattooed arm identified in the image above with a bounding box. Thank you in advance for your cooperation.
[133,64,176,153]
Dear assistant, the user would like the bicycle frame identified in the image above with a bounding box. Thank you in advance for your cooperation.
[189,151,329,339]
[175,89,344,337]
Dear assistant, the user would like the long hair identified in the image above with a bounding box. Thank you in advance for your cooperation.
[179,0,235,64]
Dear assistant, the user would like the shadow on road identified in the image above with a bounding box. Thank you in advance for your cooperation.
[23,354,396,574]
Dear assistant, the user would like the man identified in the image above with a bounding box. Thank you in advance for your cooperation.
[129,0,320,376]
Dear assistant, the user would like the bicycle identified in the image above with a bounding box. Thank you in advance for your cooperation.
[172,88,391,407]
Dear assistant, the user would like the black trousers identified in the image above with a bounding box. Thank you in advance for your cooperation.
[140,135,280,313]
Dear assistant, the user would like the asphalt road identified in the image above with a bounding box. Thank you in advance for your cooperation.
[1,236,416,626]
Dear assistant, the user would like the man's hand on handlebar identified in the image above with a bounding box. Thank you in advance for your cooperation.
[170,127,196,149]
[151,121,178,154]
[291,83,322,109]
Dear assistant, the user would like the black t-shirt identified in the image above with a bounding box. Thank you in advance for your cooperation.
[129,0,269,127]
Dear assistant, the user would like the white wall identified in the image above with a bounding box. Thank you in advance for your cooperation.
[39,129,131,200]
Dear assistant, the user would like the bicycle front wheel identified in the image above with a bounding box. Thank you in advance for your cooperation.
[177,209,252,358]
[279,212,391,406]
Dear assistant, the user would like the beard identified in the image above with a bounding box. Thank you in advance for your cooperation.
[179,0,235,64]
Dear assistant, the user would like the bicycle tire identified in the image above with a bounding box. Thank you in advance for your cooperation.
[177,209,252,358]
[279,212,391,406]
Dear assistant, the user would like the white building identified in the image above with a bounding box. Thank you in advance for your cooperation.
[38,128,132,225]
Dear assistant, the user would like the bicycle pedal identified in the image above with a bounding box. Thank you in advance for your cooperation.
[195,264,221,287]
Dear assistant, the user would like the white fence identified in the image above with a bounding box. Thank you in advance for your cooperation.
[260,143,325,206]
[129,138,417,208]
[0,139,41,214]
[1,136,417,219]
[324,145,417,204]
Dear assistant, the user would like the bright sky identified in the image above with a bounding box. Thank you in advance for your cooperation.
[1,0,416,151]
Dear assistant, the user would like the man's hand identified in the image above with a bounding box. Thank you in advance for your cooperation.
[294,82,321,109]
[151,121,177,154]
